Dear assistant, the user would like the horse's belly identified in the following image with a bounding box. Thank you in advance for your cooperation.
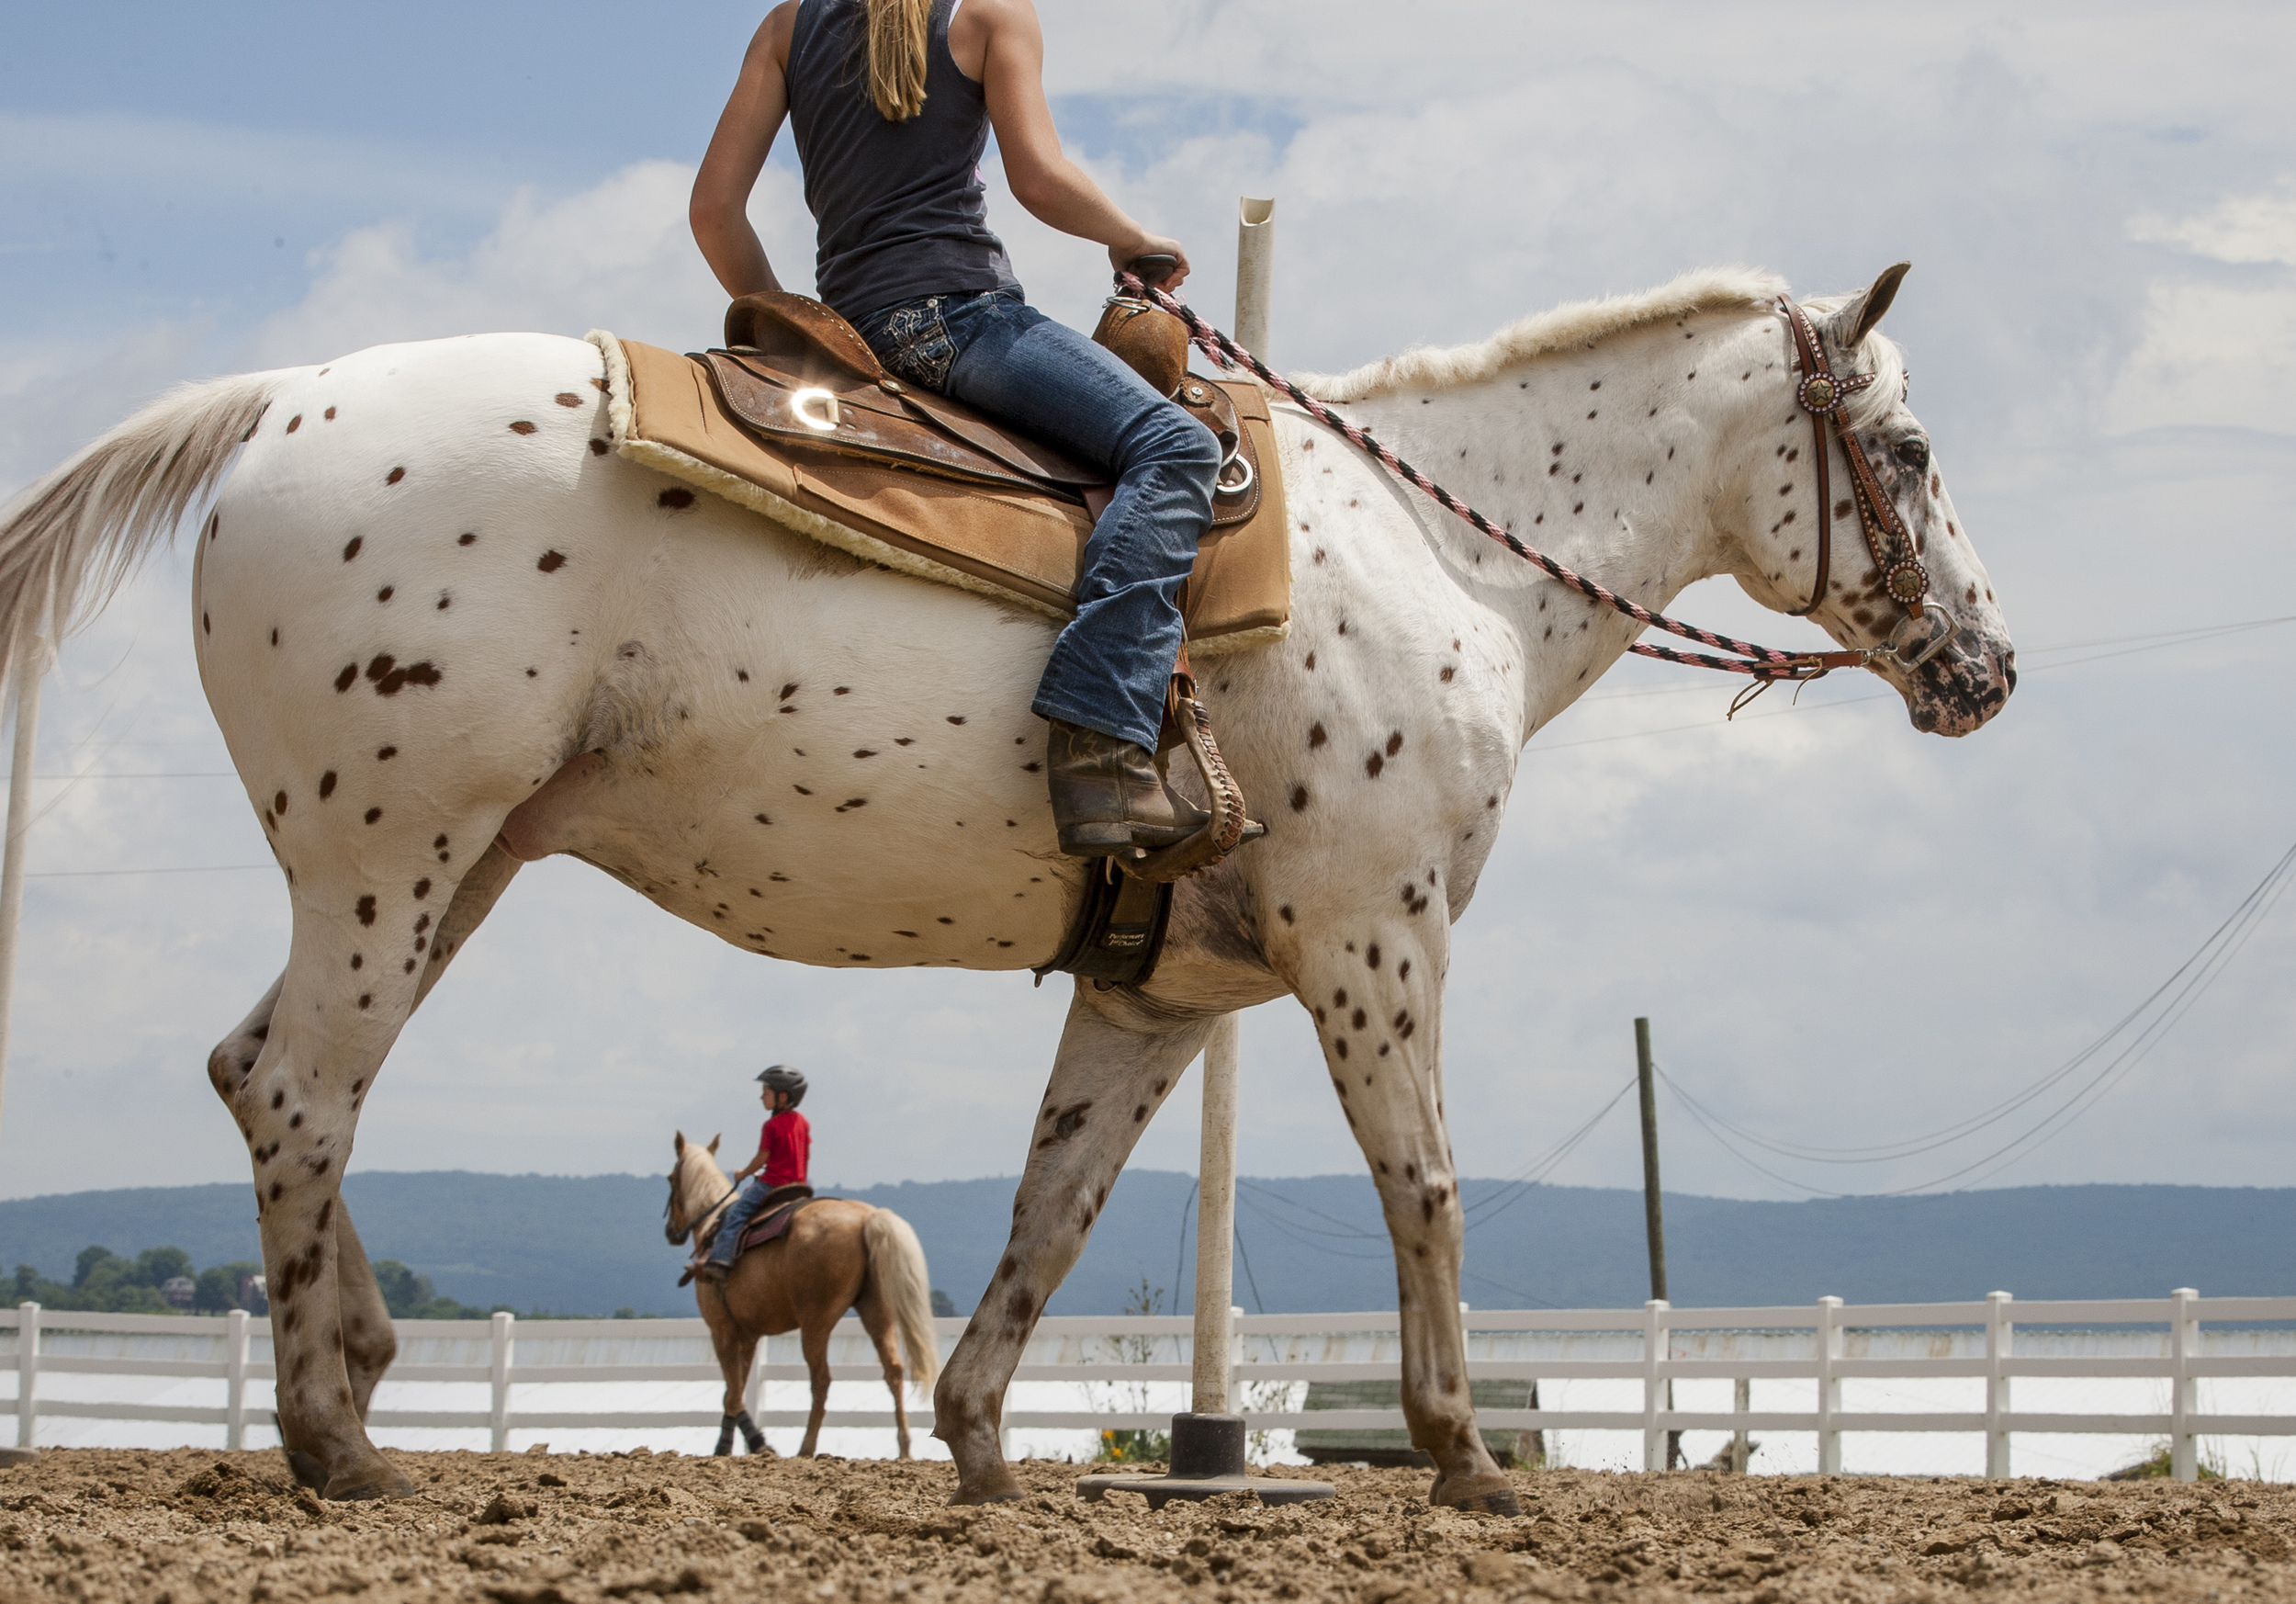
[566,718,1080,972]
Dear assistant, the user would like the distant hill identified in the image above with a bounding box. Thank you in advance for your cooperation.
[3,1171,2290,1318]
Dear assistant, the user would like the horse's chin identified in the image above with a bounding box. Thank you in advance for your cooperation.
[1898,642,2016,737]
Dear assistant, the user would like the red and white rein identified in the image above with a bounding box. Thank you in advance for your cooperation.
[1121,275,1905,685]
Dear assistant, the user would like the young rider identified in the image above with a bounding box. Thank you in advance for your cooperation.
[691,0,1217,858]
[700,1064,813,1281]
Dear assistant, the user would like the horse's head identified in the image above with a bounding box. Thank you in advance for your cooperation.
[664,1130,725,1246]
[1728,264,2015,736]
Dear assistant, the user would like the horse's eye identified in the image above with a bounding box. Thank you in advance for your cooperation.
[1895,437,1930,471]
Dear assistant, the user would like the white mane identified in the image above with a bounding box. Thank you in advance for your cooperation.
[1291,265,1914,436]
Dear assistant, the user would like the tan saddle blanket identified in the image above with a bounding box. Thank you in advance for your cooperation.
[587,301,1290,651]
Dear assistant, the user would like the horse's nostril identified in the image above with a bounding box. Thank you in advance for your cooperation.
[1999,650,2018,694]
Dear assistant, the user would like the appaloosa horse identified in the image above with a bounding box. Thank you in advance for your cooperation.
[0,264,2012,1508]
[663,1133,939,1460]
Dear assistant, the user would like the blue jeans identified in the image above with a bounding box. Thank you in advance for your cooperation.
[709,1178,771,1268]
[853,288,1220,751]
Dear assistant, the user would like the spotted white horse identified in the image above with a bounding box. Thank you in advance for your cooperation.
[0,265,2011,1508]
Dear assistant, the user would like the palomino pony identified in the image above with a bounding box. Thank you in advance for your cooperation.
[663,1133,939,1459]
[0,264,2013,1509]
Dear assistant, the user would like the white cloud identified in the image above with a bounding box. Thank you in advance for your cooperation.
[2110,181,2296,434]
[248,160,816,367]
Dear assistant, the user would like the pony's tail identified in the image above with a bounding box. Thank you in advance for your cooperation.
[862,1208,941,1397]
[0,369,293,689]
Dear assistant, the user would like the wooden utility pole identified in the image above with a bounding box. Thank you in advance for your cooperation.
[1635,1017,1680,1468]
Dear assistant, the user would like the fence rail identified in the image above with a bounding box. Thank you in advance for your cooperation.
[8,1290,2294,1481]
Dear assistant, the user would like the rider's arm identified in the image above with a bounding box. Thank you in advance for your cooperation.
[692,4,798,299]
[962,0,1189,284]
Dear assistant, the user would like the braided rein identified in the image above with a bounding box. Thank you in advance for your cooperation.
[1120,275,1881,684]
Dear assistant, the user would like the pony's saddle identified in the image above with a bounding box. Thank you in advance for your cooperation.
[597,291,1290,650]
[716,1183,816,1259]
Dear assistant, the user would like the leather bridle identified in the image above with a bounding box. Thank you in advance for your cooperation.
[1776,295,1958,669]
[1124,273,1964,683]
[664,1169,738,1247]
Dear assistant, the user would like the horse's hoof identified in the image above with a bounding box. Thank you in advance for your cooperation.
[1431,1472,1521,1517]
[282,1449,328,1492]
[947,1471,1027,1506]
[323,1463,417,1502]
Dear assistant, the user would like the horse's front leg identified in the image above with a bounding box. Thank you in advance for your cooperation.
[797,1320,834,1458]
[1289,916,1521,1516]
[936,988,1215,1504]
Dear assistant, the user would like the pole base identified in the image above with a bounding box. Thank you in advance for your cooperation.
[0,1447,37,1468]
[1075,1413,1334,1510]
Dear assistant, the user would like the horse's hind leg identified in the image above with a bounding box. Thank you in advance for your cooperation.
[334,1204,396,1422]
[854,1281,912,1459]
[207,840,521,1499]
[935,988,1214,1504]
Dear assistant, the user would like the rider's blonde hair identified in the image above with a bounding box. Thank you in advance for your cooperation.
[864,0,932,122]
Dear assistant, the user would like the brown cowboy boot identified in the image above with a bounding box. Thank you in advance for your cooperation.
[1045,719,1209,857]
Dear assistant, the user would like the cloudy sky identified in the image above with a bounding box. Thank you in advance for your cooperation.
[2,3,2291,1223]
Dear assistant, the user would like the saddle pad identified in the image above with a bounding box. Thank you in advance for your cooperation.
[590,331,1291,652]
[734,1195,813,1257]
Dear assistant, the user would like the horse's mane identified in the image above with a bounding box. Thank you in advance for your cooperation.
[1298,265,1792,404]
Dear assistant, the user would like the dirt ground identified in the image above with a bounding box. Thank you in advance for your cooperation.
[6,1448,2296,1604]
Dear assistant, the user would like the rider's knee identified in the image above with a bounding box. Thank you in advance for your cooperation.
[1132,403,1221,482]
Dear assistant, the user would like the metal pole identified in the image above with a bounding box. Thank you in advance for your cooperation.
[0,662,43,1147]
[1235,198,1276,360]
[1635,1017,1678,1467]
[1189,1013,1241,1415]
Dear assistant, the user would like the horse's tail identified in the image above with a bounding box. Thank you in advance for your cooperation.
[862,1208,941,1397]
[0,368,294,685]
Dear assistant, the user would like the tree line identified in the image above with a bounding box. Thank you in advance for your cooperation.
[6,1246,529,1319]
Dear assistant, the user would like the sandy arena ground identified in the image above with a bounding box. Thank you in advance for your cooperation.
[6,1447,2296,1604]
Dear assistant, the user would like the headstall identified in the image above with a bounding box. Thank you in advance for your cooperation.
[1775,295,1948,671]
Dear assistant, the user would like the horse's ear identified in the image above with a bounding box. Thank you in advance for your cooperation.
[1846,261,1911,348]
[708,1134,721,1155]
[674,1131,686,1155]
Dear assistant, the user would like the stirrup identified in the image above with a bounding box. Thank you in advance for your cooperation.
[1125,666,1264,884]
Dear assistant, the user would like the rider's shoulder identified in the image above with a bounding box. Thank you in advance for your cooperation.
[956,0,1041,34]
[754,2,800,62]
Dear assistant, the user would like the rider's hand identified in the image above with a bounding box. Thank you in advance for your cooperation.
[1111,234,1190,290]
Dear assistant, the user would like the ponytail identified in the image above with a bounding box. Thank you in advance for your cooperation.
[863,0,932,122]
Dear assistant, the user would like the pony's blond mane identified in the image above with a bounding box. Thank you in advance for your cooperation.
[1299,266,1791,403]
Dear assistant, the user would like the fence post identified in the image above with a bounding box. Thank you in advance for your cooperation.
[490,1311,514,1452]
[2170,1287,2200,1483]
[1815,1296,1843,1474]
[1641,1299,1670,1471]
[1984,1291,2013,1478]
[225,1308,250,1451]
[12,1303,35,1452]
[1730,1376,1750,1474]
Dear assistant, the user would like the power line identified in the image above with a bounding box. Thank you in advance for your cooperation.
[1655,838,2296,1197]
[28,863,273,879]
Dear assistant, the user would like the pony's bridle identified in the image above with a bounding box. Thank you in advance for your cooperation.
[1776,295,1958,670]
[664,1171,739,1247]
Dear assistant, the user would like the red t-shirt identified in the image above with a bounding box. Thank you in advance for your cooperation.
[760,1109,811,1189]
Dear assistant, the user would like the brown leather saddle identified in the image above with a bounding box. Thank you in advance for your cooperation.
[701,1183,816,1260]
[706,292,1263,522]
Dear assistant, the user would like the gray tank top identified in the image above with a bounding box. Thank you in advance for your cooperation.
[786,0,1021,322]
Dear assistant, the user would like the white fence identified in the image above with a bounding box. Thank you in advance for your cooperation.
[8,1292,2295,1481]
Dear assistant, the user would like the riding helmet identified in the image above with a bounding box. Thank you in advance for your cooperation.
[757,1064,807,1108]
